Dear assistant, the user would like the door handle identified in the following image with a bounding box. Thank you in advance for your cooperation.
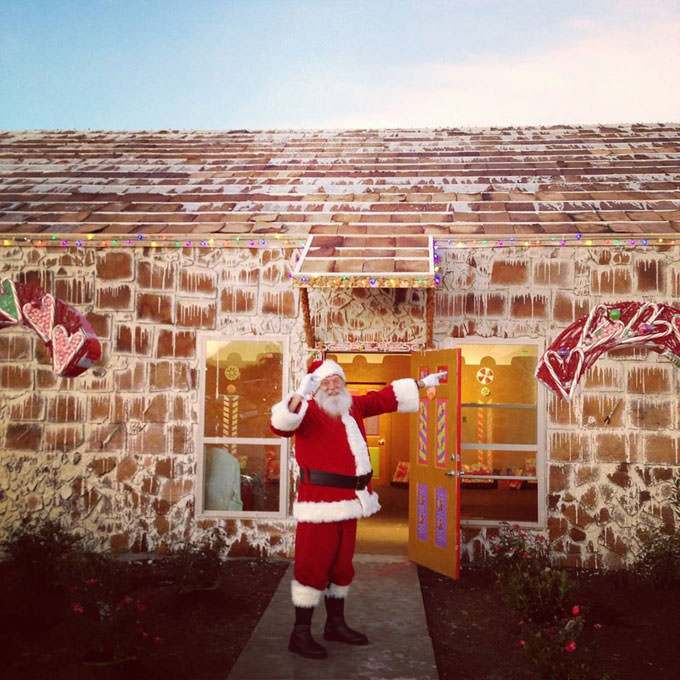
[444,470,458,477]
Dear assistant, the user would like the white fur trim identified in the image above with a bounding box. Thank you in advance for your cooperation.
[392,378,420,413]
[293,498,364,522]
[341,413,372,475]
[291,579,323,607]
[326,583,350,599]
[357,489,381,517]
[313,359,346,382]
[270,393,309,431]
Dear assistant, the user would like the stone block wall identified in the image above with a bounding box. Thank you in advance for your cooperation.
[435,244,680,569]
[0,244,303,556]
[1,241,679,569]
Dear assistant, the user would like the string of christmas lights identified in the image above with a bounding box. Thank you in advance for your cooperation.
[0,233,678,250]
[0,234,307,249]
[433,234,678,249]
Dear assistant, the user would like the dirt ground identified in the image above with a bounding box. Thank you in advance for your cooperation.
[0,558,288,680]
[2,557,678,680]
[419,566,680,680]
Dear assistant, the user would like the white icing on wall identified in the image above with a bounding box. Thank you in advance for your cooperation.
[0,243,678,567]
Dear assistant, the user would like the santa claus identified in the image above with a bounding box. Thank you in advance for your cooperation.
[270,358,446,659]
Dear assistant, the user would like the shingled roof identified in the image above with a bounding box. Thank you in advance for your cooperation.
[1,125,679,285]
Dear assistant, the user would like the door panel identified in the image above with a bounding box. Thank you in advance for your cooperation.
[408,349,461,578]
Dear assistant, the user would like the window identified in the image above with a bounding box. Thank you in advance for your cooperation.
[459,343,542,524]
[197,336,289,518]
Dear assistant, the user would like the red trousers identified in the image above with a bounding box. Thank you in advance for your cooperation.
[294,519,357,591]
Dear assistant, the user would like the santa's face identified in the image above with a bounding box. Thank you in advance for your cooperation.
[315,374,351,416]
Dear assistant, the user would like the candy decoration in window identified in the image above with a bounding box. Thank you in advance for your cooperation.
[0,279,101,378]
[476,366,495,384]
[536,301,680,400]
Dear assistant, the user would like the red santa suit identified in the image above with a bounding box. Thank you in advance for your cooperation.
[270,364,419,608]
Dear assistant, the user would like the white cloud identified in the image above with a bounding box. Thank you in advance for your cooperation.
[318,13,680,128]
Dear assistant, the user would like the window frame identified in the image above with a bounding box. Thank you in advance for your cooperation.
[440,337,546,529]
[195,333,290,520]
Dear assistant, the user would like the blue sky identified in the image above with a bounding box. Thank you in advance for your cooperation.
[1,0,679,130]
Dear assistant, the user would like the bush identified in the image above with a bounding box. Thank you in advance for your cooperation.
[487,524,607,679]
[635,476,680,587]
[635,533,680,586]
[519,607,601,680]
[168,531,226,595]
[68,572,162,663]
[1,519,82,591]
[487,523,573,624]
[2,519,162,662]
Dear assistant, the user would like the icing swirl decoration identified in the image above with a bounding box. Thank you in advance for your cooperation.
[0,279,101,378]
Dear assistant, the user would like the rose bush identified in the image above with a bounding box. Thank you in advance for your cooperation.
[487,523,607,679]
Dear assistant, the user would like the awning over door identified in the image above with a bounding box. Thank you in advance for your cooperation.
[292,235,436,288]
[292,235,437,348]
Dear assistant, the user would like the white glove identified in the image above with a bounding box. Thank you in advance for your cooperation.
[422,371,447,387]
[296,373,320,398]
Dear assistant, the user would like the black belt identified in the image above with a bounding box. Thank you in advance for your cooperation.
[300,468,372,490]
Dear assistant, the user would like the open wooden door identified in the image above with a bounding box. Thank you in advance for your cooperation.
[408,349,461,578]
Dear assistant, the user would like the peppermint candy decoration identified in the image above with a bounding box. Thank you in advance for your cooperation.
[476,367,495,385]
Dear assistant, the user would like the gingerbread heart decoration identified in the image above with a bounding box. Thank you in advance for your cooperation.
[51,325,87,376]
[0,279,22,325]
[579,304,609,344]
[23,293,56,344]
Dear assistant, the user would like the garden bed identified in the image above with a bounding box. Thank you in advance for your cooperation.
[419,565,680,680]
[2,547,679,679]
[0,556,287,680]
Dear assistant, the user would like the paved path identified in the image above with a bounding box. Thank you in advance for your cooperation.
[227,554,438,680]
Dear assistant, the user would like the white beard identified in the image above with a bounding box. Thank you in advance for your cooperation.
[315,387,352,417]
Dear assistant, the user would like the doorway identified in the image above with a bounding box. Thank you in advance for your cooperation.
[328,343,542,556]
[326,352,411,555]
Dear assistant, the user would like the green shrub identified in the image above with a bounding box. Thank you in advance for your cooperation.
[487,524,607,679]
[519,607,601,680]
[487,523,574,624]
[168,531,226,594]
[1,519,82,590]
[635,476,680,587]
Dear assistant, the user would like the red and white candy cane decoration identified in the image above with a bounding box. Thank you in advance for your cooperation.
[0,279,101,378]
[536,301,680,400]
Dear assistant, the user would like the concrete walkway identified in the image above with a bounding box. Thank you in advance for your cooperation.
[227,554,439,680]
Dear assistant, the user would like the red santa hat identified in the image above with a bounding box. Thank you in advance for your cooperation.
[309,358,346,382]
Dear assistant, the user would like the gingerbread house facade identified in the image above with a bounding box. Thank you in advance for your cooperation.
[1,126,679,568]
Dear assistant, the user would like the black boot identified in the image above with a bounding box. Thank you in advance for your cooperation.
[323,596,369,645]
[288,607,327,659]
